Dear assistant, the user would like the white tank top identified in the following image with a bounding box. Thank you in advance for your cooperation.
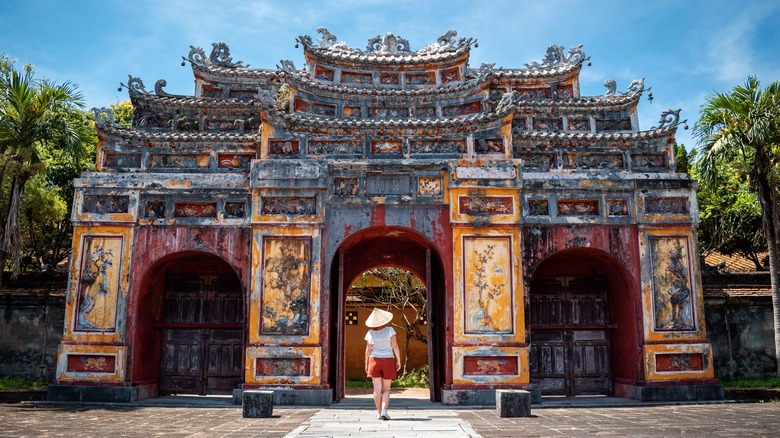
[365,327,396,358]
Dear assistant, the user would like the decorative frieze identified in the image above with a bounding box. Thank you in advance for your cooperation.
[294,99,336,116]
[645,197,689,214]
[442,101,481,117]
[366,174,410,196]
[260,197,317,215]
[173,202,217,218]
[557,200,599,216]
[475,138,505,154]
[149,154,209,169]
[369,107,409,119]
[655,353,703,372]
[533,117,563,131]
[563,153,623,170]
[418,177,442,196]
[410,139,464,154]
[372,140,402,154]
[144,201,166,218]
[256,358,311,376]
[308,139,361,155]
[406,72,435,85]
[269,139,300,156]
[459,196,514,215]
[441,67,460,83]
[103,152,141,169]
[596,117,632,131]
[342,71,372,84]
[67,355,116,373]
[218,153,253,170]
[527,199,549,216]
[463,356,518,376]
[607,199,629,216]
[225,201,246,218]
[82,195,130,214]
[334,177,359,197]
[567,117,590,132]
[632,153,667,169]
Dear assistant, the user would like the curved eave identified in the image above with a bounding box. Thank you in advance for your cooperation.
[129,90,261,109]
[512,92,643,112]
[191,64,288,83]
[514,124,677,142]
[96,123,260,144]
[496,62,583,80]
[302,46,471,68]
[288,73,490,98]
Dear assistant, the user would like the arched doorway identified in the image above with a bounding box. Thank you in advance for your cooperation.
[328,227,446,402]
[529,248,638,396]
[129,251,245,395]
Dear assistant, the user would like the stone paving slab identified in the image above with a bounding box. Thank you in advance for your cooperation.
[2,400,779,437]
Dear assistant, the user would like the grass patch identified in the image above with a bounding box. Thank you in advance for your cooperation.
[346,365,430,389]
[0,376,48,391]
[721,376,780,388]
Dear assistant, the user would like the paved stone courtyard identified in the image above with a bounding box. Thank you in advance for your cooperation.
[1,401,779,437]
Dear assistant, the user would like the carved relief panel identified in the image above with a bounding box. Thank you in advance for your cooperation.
[75,236,124,332]
[462,236,514,334]
[649,237,695,331]
[260,237,311,336]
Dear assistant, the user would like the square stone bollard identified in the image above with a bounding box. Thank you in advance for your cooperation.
[496,389,531,417]
[242,390,274,418]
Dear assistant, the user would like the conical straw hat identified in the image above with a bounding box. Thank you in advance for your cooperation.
[365,308,393,328]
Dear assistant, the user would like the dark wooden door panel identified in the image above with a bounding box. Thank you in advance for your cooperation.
[160,275,244,395]
[530,277,612,396]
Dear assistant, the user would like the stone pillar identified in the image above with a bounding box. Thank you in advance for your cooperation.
[243,390,274,418]
[496,389,531,417]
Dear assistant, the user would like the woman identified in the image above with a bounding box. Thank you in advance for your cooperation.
[364,308,401,420]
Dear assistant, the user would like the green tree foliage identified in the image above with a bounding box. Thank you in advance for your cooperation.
[0,56,92,279]
[110,100,133,127]
[693,76,780,375]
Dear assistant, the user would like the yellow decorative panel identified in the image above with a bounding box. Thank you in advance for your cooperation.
[643,344,714,381]
[450,188,520,224]
[249,227,321,345]
[639,228,707,343]
[452,346,529,385]
[245,346,322,385]
[55,344,126,382]
[64,225,133,343]
[453,228,524,343]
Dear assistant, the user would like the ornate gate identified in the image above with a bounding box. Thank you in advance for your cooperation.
[160,274,243,395]
[529,277,612,396]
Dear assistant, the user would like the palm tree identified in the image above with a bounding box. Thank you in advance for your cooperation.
[694,76,780,375]
[0,62,88,281]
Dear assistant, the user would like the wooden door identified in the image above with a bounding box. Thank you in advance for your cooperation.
[160,274,243,395]
[529,277,612,396]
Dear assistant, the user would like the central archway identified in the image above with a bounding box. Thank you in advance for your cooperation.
[328,227,446,402]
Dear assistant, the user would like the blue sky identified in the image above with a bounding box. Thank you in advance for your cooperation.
[2,0,779,150]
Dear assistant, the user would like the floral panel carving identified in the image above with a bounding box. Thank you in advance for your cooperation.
[463,236,513,334]
[294,99,336,116]
[334,177,359,197]
[517,88,551,99]
[442,101,481,117]
[475,138,505,154]
[405,72,435,85]
[67,355,116,373]
[459,196,514,215]
[441,67,460,83]
[75,236,123,332]
[410,140,465,154]
[567,117,590,132]
[650,237,695,331]
[342,71,373,84]
[645,197,690,214]
[463,356,518,375]
[596,117,632,131]
[369,107,409,119]
[103,152,141,169]
[82,195,130,215]
[418,177,442,196]
[563,153,623,170]
[308,140,361,155]
[558,200,599,216]
[516,153,556,170]
[229,89,258,100]
[415,106,436,118]
[607,199,629,216]
[528,199,549,216]
[173,202,217,218]
[144,201,166,219]
[314,66,334,81]
[655,353,703,372]
[372,140,403,154]
[557,84,574,99]
[261,237,311,335]
[260,197,317,215]
[269,139,300,156]
[533,117,563,131]
[224,202,246,218]
[255,357,311,376]
[380,73,399,85]
[217,153,253,170]
[343,106,361,118]
[150,154,209,169]
[632,154,667,169]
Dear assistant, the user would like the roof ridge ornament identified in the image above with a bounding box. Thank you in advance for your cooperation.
[603,78,645,96]
[525,44,589,70]
[418,30,476,54]
[367,32,412,54]
[652,109,688,130]
[91,107,116,127]
[184,42,247,68]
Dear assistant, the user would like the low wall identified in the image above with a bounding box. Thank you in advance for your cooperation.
[0,273,66,381]
[703,272,777,379]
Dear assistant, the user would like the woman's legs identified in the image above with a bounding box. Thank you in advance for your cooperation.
[371,377,384,414]
[380,378,392,414]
